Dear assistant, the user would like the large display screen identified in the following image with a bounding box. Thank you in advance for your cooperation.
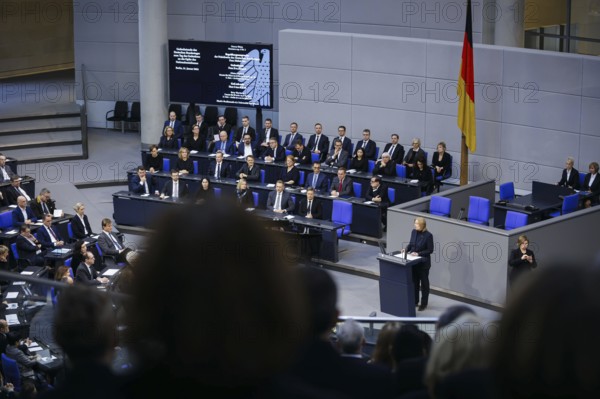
[168,39,273,109]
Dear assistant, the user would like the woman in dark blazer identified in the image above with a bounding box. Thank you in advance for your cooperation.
[175,147,194,174]
[236,179,254,208]
[72,202,93,239]
[508,235,537,286]
[582,161,600,198]
[184,124,206,152]
[557,157,580,189]
[413,157,434,195]
[402,217,434,311]
[349,148,369,172]
[159,126,178,150]
[281,155,300,186]
[70,240,88,275]
[196,178,214,204]
[431,142,452,189]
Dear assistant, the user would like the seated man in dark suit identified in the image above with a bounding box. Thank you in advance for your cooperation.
[12,196,37,228]
[30,187,60,219]
[330,167,354,198]
[557,157,580,189]
[383,134,405,164]
[162,111,184,139]
[266,180,294,214]
[0,153,15,182]
[188,112,209,142]
[160,169,189,199]
[97,218,132,264]
[366,176,390,230]
[373,152,397,177]
[210,130,234,155]
[325,139,349,168]
[208,151,232,180]
[282,122,303,151]
[234,115,256,143]
[36,214,65,250]
[262,138,286,163]
[16,225,44,266]
[305,162,329,194]
[236,155,260,182]
[307,123,329,163]
[6,175,32,205]
[257,118,279,156]
[298,187,323,219]
[331,125,353,155]
[75,251,108,285]
[293,140,312,165]
[237,133,259,158]
[129,166,157,195]
[214,115,232,138]
[353,129,377,160]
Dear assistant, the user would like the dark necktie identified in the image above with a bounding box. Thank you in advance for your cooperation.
[338,179,343,193]
[217,163,221,178]
[48,226,58,241]
[42,202,49,214]
[308,200,312,214]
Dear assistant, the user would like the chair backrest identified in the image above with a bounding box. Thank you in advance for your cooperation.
[10,243,19,261]
[252,192,259,207]
[65,257,72,267]
[504,211,528,230]
[429,196,452,217]
[114,101,128,118]
[467,196,490,225]
[388,187,396,204]
[298,171,305,186]
[260,169,265,184]
[0,211,12,229]
[311,153,320,163]
[331,200,352,237]
[185,103,199,124]
[203,106,219,126]
[224,107,238,127]
[214,187,222,198]
[562,193,579,215]
[193,160,199,175]
[353,182,362,198]
[95,242,104,257]
[396,164,407,178]
[375,147,380,159]
[499,182,515,201]
[580,173,586,188]
[285,149,293,157]
[163,158,170,172]
[2,353,21,391]
[130,101,141,119]
[168,104,182,120]
[368,160,375,173]
[67,222,74,240]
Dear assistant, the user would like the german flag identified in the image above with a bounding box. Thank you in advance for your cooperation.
[457,0,476,152]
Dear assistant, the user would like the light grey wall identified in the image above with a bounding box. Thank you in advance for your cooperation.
[279,29,600,189]
[73,0,485,132]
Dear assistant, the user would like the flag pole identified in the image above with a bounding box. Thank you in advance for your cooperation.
[460,134,468,185]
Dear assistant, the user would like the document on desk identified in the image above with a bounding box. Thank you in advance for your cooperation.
[393,253,421,261]
[283,215,295,220]
[51,248,70,255]
[6,314,19,326]
[364,201,374,205]
[20,271,34,275]
[140,193,150,197]
[266,184,275,188]
[245,208,255,212]
[190,150,198,154]
[410,179,419,183]
[5,229,17,234]
[102,269,119,276]
[53,209,62,218]
[12,281,25,286]
[29,346,43,352]
[6,303,18,310]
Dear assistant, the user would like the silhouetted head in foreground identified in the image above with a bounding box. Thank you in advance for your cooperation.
[492,263,600,399]
[125,201,308,394]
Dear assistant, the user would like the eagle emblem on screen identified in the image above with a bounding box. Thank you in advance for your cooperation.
[238,49,271,107]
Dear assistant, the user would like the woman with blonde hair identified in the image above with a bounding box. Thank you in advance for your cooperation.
[401,217,434,311]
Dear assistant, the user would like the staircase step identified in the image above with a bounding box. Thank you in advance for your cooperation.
[0,116,81,135]
[1,130,82,148]
[0,103,80,122]
[4,144,84,163]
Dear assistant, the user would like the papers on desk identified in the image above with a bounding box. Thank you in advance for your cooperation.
[294,163,300,166]
[8,205,17,209]
[140,193,150,197]
[283,215,295,220]
[12,281,25,286]
[208,153,216,157]
[51,248,70,255]
[6,303,18,310]
[213,134,220,141]
[20,271,34,275]
[364,201,374,205]
[161,196,170,199]
[266,184,275,188]
[6,292,19,299]
[32,222,43,226]
[190,150,198,154]
[245,208,255,212]
[4,229,17,234]
[223,154,231,158]
[393,253,421,261]
[53,209,62,218]
[29,346,44,352]
[157,148,163,151]
[300,189,307,193]
[102,269,119,276]
[347,169,357,174]
[6,314,19,326]
[237,155,246,159]
[90,234,100,239]
[410,179,419,183]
